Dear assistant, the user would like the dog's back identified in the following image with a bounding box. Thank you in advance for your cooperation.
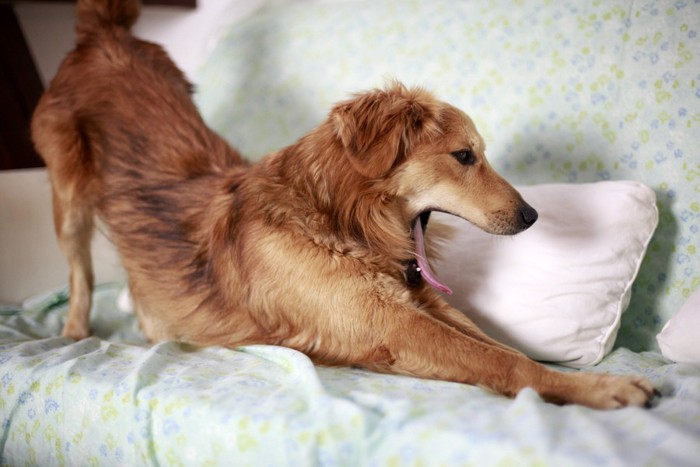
[32,0,246,340]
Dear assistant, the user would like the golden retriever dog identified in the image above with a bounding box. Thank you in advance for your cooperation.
[32,0,657,409]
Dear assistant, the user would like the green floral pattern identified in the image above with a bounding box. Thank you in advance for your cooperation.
[1,285,700,465]
[197,0,700,351]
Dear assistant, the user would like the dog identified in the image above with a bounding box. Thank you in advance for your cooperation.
[32,0,657,410]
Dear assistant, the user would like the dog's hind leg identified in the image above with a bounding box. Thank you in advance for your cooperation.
[34,107,98,340]
[52,185,95,340]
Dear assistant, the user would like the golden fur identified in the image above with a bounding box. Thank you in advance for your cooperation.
[32,0,657,409]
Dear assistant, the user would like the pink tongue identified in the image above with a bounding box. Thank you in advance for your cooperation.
[413,218,453,295]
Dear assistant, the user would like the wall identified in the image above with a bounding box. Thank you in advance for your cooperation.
[0,168,123,303]
[14,0,269,85]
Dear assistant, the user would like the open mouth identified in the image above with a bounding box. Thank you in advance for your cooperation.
[410,211,453,295]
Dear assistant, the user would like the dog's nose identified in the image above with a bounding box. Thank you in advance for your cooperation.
[519,203,538,227]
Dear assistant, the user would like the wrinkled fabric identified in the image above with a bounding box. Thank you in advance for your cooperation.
[1,285,699,466]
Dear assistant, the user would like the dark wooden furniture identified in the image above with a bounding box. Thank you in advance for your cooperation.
[32,0,196,5]
[0,0,196,171]
[0,4,45,170]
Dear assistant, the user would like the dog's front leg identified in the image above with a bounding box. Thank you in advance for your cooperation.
[415,291,522,355]
[423,299,658,409]
[338,302,656,410]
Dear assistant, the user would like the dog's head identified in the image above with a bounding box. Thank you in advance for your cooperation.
[331,82,538,236]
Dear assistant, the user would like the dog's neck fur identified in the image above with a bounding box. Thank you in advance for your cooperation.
[247,122,414,269]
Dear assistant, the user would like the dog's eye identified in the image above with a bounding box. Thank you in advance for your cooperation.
[451,149,476,166]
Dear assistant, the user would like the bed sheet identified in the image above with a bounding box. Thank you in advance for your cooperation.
[1,284,699,466]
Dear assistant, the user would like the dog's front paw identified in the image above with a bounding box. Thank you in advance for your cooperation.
[582,374,658,410]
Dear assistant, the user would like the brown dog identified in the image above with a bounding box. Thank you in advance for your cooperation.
[32,0,657,409]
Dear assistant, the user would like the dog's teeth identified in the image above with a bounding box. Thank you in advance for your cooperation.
[416,267,421,272]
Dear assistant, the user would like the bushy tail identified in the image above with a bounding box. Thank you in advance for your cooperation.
[76,0,140,40]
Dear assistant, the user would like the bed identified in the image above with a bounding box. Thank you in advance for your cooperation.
[2,0,700,465]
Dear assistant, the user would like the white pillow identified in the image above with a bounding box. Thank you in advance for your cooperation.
[657,290,700,364]
[429,181,658,368]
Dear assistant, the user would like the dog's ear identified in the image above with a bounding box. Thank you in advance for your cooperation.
[331,83,442,178]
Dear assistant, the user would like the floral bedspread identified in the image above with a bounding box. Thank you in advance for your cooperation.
[1,285,699,466]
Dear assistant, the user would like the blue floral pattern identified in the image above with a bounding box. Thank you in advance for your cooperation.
[1,285,700,465]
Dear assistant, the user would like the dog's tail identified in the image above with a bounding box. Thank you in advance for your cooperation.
[76,0,140,40]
